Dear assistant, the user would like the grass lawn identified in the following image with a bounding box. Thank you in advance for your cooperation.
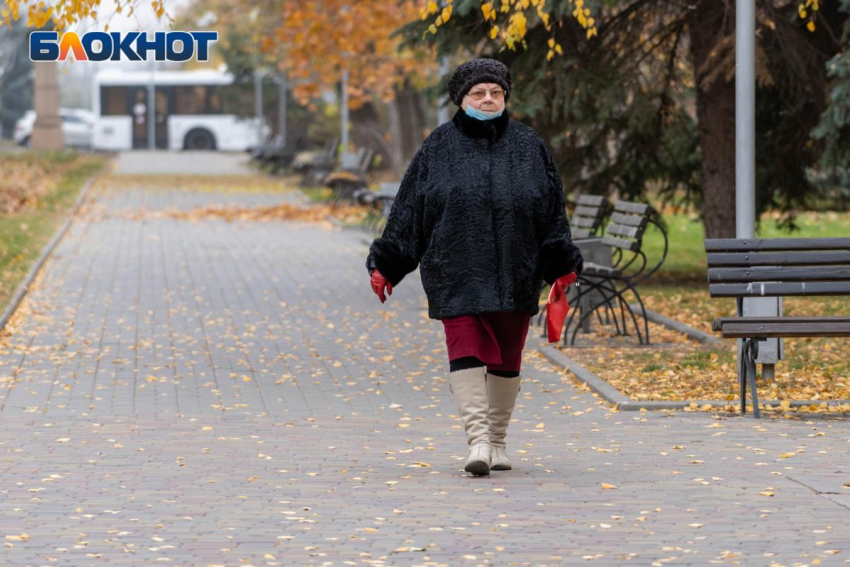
[641,210,850,283]
[0,151,107,315]
[300,186,334,203]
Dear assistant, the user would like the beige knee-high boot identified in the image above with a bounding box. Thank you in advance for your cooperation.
[448,366,491,476]
[485,372,521,470]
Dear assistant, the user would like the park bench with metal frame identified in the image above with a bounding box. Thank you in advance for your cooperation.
[324,147,377,206]
[250,133,278,161]
[535,194,612,333]
[361,182,400,235]
[293,138,339,187]
[560,200,668,346]
[267,136,302,174]
[705,237,850,419]
[252,133,294,164]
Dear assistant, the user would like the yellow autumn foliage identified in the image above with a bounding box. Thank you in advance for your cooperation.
[274,0,438,109]
[419,0,822,61]
[2,0,171,31]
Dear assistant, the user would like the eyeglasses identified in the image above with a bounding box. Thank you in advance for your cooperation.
[466,88,505,101]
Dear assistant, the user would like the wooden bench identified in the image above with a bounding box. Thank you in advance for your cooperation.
[705,237,850,418]
[564,195,610,333]
[571,194,609,239]
[363,182,400,235]
[563,200,668,345]
[267,136,302,174]
[325,147,376,206]
[293,138,339,187]
[250,133,279,161]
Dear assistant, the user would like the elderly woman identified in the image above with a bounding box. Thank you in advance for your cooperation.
[366,58,583,476]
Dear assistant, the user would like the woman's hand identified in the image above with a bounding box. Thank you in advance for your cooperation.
[549,272,577,304]
[370,269,393,303]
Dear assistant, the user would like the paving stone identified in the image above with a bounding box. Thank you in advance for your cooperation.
[0,179,848,566]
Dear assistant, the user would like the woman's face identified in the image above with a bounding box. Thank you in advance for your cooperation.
[461,82,506,114]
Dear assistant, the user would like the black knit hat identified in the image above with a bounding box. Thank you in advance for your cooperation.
[447,58,512,107]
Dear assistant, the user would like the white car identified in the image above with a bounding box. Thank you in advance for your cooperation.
[14,109,95,149]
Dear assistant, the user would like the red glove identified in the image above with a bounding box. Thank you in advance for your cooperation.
[546,272,577,343]
[549,272,577,303]
[370,269,393,303]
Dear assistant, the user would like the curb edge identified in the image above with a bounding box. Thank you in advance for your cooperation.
[0,174,98,334]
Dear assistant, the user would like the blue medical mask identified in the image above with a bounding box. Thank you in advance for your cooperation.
[465,105,504,121]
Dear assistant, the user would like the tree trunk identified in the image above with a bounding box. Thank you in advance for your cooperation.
[687,0,737,239]
[350,101,401,176]
[349,83,432,179]
[396,81,429,163]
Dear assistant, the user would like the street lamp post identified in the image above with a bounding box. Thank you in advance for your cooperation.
[341,67,350,156]
[147,57,155,150]
[736,1,755,239]
[254,68,264,142]
[736,0,782,380]
[437,0,451,126]
[438,55,450,126]
[339,4,352,159]
[278,72,287,147]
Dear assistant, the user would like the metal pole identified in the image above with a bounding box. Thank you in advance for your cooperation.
[437,0,451,125]
[278,73,287,147]
[147,59,155,150]
[736,0,755,239]
[737,0,780,381]
[254,69,263,137]
[341,68,349,153]
[82,15,92,112]
[438,56,450,125]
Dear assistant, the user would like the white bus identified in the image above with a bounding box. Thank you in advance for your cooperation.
[92,68,268,151]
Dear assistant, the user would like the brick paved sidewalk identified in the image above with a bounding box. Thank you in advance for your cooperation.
[1,178,849,567]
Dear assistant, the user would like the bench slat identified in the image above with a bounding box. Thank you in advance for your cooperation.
[707,251,850,267]
[607,224,643,239]
[601,235,640,252]
[709,281,850,297]
[574,205,604,218]
[573,217,598,228]
[613,201,652,215]
[705,237,850,252]
[610,212,649,228]
[572,227,591,239]
[581,262,622,277]
[576,195,607,206]
[713,316,850,338]
[708,267,850,283]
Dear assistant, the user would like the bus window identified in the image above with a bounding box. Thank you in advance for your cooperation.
[101,86,129,116]
[207,88,222,114]
[175,86,207,114]
[174,85,224,115]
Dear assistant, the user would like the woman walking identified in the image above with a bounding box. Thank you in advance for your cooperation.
[366,58,583,476]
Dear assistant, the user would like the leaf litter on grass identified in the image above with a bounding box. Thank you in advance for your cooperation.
[559,288,850,416]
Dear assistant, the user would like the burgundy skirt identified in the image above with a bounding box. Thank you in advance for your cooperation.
[441,311,532,372]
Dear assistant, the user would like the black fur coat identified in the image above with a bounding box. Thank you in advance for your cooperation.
[366,108,583,320]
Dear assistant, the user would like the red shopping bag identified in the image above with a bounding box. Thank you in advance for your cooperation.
[546,273,576,343]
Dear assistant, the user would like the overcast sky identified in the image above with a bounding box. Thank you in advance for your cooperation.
[57,0,219,108]
[72,0,196,34]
